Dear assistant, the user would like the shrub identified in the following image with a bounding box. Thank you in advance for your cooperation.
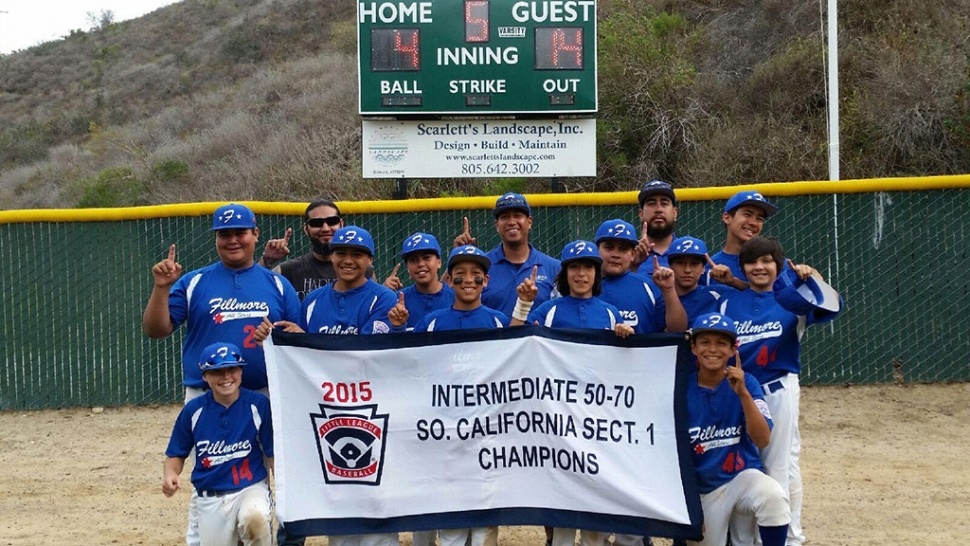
[71,167,148,208]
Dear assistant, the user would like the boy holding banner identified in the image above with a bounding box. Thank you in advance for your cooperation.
[411,244,508,546]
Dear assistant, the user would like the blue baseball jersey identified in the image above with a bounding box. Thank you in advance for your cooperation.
[679,285,736,326]
[302,279,404,335]
[483,244,561,317]
[718,289,839,383]
[413,305,510,331]
[401,284,455,329]
[527,296,623,329]
[599,271,665,333]
[165,389,274,493]
[710,251,797,290]
[168,262,301,390]
[687,372,772,494]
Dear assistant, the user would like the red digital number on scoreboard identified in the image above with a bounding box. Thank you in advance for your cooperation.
[465,0,489,43]
[371,28,420,72]
[535,27,584,70]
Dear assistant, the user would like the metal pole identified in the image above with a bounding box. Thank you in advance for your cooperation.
[827,0,840,181]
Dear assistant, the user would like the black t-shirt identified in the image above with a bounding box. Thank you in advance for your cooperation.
[278,253,375,301]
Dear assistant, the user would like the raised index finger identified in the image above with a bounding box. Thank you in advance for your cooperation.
[391,263,401,277]
[167,244,177,262]
[398,291,405,304]
[641,221,649,239]
[283,227,293,243]
[462,216,471,235]
[530,265,538,282]
[653,255,661,269]
[786,258,796,271]
[705,253,717,268]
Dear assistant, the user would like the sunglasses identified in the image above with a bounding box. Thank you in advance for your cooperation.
[305,216,342,228]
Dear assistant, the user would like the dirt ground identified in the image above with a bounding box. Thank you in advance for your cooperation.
[1,383,968,546]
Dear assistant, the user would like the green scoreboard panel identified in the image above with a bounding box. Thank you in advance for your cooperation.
[357,0,597,115]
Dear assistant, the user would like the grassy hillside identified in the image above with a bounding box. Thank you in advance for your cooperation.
[0,0,968,208]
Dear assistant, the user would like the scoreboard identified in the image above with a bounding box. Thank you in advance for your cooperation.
[357,0,598,115]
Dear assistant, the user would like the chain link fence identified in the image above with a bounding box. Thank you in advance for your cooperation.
[1,180,967,410]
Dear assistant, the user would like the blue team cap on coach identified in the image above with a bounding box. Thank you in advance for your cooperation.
[199,342,247,372]
[637,180,677,207]
[330,226,375,256]
[561,240,603,266]
[211,203,257,231]
[400,232,441,258]
[668,236,709,260]
[447,245,491,272]
[594,219,639,245]
[725,191,779,217]
[690,313,738,342]
[493,192,531,218]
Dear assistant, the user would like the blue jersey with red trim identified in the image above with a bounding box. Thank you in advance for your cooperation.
[528,296,623,329]
[413,305,510,331]
[302,279,403,335]
[165,388,273,493]
[483,244,561,317]
[400,284,455,329]
[599,271,665,333]
[717,289,837,383]
[687,373,771,494]
[168,262,301,390]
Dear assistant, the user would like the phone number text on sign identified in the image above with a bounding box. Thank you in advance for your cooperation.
[361,118,596,178]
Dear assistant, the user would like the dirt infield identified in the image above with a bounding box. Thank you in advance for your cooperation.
[1,383,967,546]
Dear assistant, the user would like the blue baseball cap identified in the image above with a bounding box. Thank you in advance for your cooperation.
[668,236,709,260]
[594,219,639,245]
[637,180,677,207]
[400,232,441,258]
[690,313,738,342]
[725,191,779,217]
[199,342,247,372]
[561,240,602,266]
[493,192,531,218]
[211,203,257,231]
[330,226,375,256]
[447,245,491,272]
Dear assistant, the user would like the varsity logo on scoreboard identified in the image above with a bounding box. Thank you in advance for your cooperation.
[311,404,389,486]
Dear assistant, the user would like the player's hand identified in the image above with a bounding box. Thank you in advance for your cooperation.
[631,221,654,268]
[726,350,747,396]
[614,323,635,338]
[272,320,305,334]
[516,265,539,303]
[453,216,477,248]
[787,259,820,281]
[388,292,409,327]
[652,256,675,290]
[253,317,274,346]
[151,244,182,289]
[706,253,735,285]
[261,228,292,264]
[383,263,404,291]
[162,473,182,497]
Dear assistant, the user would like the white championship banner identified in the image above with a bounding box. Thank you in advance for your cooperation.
[265,328,703,540]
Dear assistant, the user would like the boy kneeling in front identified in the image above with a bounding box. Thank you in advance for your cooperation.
[686,314,789,546]
[162,342,274,546]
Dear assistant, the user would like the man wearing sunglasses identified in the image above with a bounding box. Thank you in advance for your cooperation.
[259,198,373,300]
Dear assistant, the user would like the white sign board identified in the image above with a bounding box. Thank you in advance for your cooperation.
[361,119,596,178]
[265,328,702,541]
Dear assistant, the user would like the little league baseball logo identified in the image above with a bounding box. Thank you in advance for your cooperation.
[310,404,389,485]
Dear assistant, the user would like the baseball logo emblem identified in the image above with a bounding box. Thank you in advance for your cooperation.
[218,209,236,224]
[311,404,389,485]
[407,234,423,248]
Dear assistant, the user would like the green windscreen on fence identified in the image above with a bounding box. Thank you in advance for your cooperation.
[1,186,967,410]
